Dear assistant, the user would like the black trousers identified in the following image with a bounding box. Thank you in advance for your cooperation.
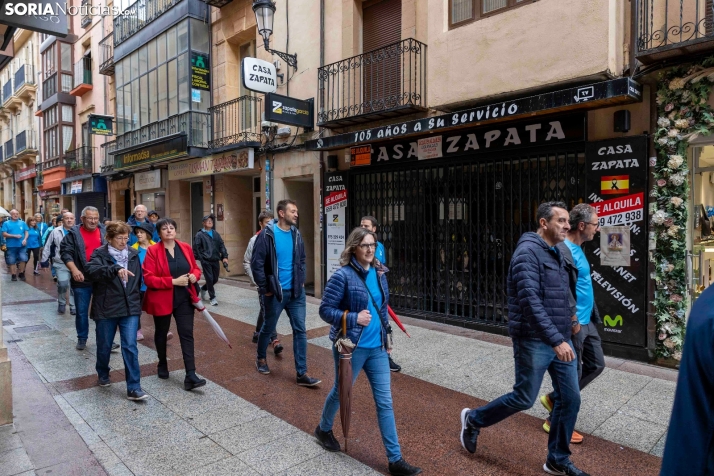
[28,247,41,270]
[153,300,196,372]
[200,260,221,299]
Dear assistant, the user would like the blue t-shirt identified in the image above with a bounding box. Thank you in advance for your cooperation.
[2,219,28,248]
[274,224,293,291]
[26,227,41,249]
[135,245,148,291]
[203,229,213,237]
[359,266,383,349]
[565,239,594,325]
[375,241,386,265]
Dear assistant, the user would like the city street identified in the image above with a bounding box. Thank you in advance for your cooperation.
[0,269,671,475]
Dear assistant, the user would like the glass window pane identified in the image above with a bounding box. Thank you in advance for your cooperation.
[130,51,139,79]
[451,0,473,23]
[148,39,156,70]
[157,63,167,120]
[140,75,149,126]
[156,33,166,65]
[193,89,209,113]
[116,85,124,135]
[125,84,132,132]
[191,18,209,53]
[148,70,157,123]
[132,79,139,130]
[60,43,71,70]
[177,20,188,53]
[139,45,147,75]
[167,58,177,117]
[62,105,72,122]
[483,0,507,13]
[178,53,189,113]
[166,26,176,59]
[115,59,123,87]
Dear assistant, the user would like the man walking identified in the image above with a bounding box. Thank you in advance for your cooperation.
[127,205,152,246]
[360,215,401,373]
[42,212,77,315]
[251,199,320,386]
[459,202,588,476]
[61,206,107,350]
[244,211,281,353]
[2,209,29,281]
[539,204,605,444]
[193,214,229,306]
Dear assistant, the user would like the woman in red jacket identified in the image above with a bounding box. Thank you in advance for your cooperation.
[142,217,206,391]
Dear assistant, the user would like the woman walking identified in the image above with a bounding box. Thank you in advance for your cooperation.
[142,218,206,391]
[84,221,148,400]
[315,227,421,476]
[25,216,43,275]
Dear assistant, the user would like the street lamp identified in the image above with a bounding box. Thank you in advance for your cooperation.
[252,0,297,70]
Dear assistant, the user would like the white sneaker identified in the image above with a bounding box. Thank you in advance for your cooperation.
[201,290,208,301]
[210,298,218,306]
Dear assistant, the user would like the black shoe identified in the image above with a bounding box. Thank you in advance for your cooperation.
[460,408,479,454]
[127,389,149,401]
[53,276,57,282]
[18,272,25,281]
[256,359,270,374]
[58,303,66,314]
[389,356,402,372]
[184,371,206,391]
[314,425,341,452]
[388,458,422,476]
[76,339,87,351]
[98,377,111,387]
[11,274,16,281]
[252,331,259,343]
[157,362,169,379]
[111,343,120,352]
[272,339,284,355]
[70,308,76,315]
[297,373,321,387]
[33,271,40,275]
[543,460,591,476]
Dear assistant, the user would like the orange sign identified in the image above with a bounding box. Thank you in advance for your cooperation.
[601,175,629,195]
[350,145,371,166]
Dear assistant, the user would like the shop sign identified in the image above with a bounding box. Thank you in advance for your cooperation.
[190,51,210,91]
[0,0,69,37]
[168,148,254,180]
[88,114,114,136]
[70,180,83,194]
[307,77,642,151]
[14,166,37,182]
[361,113,585,166]
[350,146,371,167]
[241,57,277,94]
[265,93,314,130]
[134,169,162,191]
[114,136,187,170]
[584,136,648,347]
[324,171,348,281]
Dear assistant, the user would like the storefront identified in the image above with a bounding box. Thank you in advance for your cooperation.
[14,166,38,218]
[688,143,714,301]
[60,176,108,218]
[134,169,167,218]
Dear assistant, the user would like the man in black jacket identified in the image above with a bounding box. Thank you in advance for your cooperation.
[193,215,228,306]
[60,206,107,350]
[459,202,588,476]
[251,199,320,387]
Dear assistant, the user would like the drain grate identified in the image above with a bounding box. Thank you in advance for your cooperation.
[7,339,23,343]
[2,319,14,326]
[13,324,51,334]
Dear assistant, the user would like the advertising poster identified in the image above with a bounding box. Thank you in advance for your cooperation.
[585,136,648,347]
[324,171,348,282]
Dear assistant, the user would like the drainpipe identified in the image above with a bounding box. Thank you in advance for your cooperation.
[319,0,325,295]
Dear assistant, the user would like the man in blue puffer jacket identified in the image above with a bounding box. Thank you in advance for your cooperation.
[459,201,588,476]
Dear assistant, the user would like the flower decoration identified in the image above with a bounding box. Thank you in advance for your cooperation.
[667,155,684,169]
[671,197,683,207]
[669,174,685,186]
[668,128,680,138]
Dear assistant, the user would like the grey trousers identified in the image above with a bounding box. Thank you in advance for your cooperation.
[571,321,606,391]
[53,262,75,310]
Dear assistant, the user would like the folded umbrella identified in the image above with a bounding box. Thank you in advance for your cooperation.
[387,305,410,338]
[336,310,356,452]
[187,284,232,349]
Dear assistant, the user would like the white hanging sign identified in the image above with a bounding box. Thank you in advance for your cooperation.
[241,57,277,94]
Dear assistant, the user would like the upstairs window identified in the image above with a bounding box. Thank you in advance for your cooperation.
[449,0,530,28]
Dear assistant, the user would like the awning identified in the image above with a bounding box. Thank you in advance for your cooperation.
[306,78,643,152]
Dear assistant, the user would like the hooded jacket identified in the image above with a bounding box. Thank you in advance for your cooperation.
[41,226,71,264]
[193,228,228,262]
[507,232,572,347]
[319,257,392,349]
[84,244,143,319]
[60,224,107,287]
[250,219,306,302]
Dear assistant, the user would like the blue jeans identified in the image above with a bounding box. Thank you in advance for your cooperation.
[95,316,141,392]
[467,338,580,466]
[257,288,308,375]
[319,345,402,463]
[72,286,93,340]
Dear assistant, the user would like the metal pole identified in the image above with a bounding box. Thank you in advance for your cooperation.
[0,271,13,425]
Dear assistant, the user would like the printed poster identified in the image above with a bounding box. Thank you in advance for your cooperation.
[324,171,348,281]
[600,226,631,266]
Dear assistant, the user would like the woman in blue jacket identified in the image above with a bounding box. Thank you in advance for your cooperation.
[314,227,421,476]
[25,217,43,275]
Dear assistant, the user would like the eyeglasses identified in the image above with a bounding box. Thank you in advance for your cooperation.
[585,222,601,228]
[358,243,377,250]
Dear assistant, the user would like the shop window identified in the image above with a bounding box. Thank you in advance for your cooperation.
[177,21,188,53]
[449,0,530,28]
[191,18,209,53]
[166,26,177,59]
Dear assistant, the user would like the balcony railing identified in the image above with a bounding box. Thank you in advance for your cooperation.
[101,140,116,173]
[43,157,64,170]
[114,111,209,152]
[4,139,14,160]
[65,146,95,178]
[71,57,93,95]
[2,80,12,104]
[208,96,261,151]
[317,38,427,127]
[99,33,115,75]
[637,0,714,63]
[15,130,37,155]
[81,0,92,28]
[114,0,181,46]
[0,146,3,163]
[198,0,233,8]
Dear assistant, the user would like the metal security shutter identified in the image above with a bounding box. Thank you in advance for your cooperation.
[362,0,402,114]
[76,192,107,220]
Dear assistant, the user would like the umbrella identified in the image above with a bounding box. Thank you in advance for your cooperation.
[0,206,9,217]
[187,283,232,349]
[387,305,411,338]
[335,310,356,452]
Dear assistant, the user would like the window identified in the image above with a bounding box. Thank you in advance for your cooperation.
[60,43,72,71]
[177,20,188,53]
[178,53,188,113]
[157,63,167,120]
[62,105,73,122]
[139,45,147,75]
[167,58,177,117]
[191,18,209,53]
[140,75,149,126]
[448,0,529,27]
[42,104,74,162]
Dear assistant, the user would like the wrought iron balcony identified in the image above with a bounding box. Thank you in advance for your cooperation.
[65,146,95,178]
[43,157,64,171]
[114,0,181,47]
[100,140,116,173]
[99,33,115,76]
[4,139,14,161]
[81,0,92,28]
[15,130,37,157]
[198,0,233,8]
[317,38,427,127]
[637,0,714,64]
[70,57,93,96]
[114,111,210,153]
[208,96,262,152]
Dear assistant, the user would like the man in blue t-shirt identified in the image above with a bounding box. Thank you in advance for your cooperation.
[2,209,29,281]
[361,215,402,373]
[539,203,605,444]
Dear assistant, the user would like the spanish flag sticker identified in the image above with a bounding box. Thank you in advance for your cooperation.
[601,175,629,195]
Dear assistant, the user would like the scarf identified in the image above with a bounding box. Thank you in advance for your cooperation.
[108,245,129,270]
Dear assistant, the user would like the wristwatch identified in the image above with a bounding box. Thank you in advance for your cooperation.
[571,320,579,327]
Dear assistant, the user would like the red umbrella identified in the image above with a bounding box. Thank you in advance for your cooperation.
[387,305,410,338]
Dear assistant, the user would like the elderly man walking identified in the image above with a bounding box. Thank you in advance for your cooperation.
[127,205,154,246]
[459,202,588,476]
[42,212,77,315]
[2,209,29,281]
